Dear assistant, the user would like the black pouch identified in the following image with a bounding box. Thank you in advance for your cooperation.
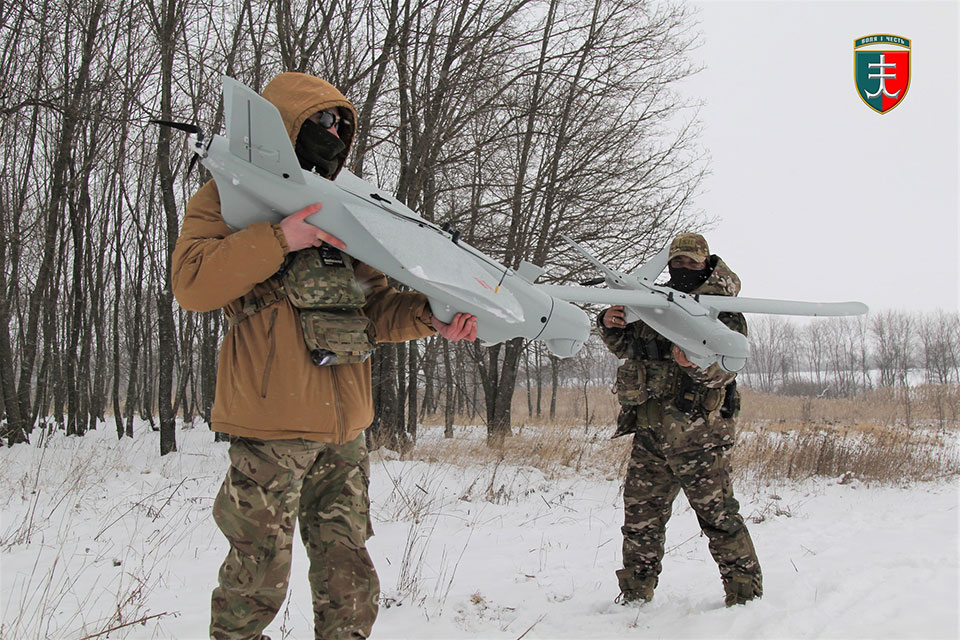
[612,406,639,438]
[720,381,740,419]
[675,373,699,413]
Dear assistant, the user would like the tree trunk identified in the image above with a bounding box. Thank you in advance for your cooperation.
[123,248,145,438]
[536,345,542,418]
[524,346,533,419]
[370,343,400,450]
[549,355,559,421]
[443,340,454,438]
[112,217,124,439]
[152,0,185,456]
[484,337,524,447]
[407,341,418,443]
[0,302,24,444]
[396,340,407,442]
[65,161,88,437]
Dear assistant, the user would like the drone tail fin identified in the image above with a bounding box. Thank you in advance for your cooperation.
[221,76,305,185]
[560,235,633,289]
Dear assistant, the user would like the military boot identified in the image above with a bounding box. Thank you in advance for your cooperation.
[722,570,763,606]
[615,568,657,605]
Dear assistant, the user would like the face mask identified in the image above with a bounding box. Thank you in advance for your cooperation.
[295,118,346,178]
[668,265,710,293]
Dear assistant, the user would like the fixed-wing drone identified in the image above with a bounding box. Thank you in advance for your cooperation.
[541,239,867,372]
[164,76,867,371]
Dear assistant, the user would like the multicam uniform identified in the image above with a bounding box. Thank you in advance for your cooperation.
[599,255,763,606]
[172,73,436,639]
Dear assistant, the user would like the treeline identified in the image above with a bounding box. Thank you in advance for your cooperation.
[740,311,960,396]
[0,0,706,450]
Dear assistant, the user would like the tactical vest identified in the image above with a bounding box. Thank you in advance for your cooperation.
[613,332,673,405]
[612,333,726,418]
[228,246,376,366]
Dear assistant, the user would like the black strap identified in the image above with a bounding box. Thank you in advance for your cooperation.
[226,286,287,328]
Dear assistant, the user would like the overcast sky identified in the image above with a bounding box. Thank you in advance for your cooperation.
[679,0,958,314]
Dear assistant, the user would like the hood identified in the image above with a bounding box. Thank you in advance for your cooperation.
[692,255,741,297]
[261,72,357,178]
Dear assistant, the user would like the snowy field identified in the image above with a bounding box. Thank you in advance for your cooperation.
[1,422,957,639]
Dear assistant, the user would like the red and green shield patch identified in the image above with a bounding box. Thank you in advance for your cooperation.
[855,34,910,114]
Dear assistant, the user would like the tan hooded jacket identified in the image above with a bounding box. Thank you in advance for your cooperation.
[171,73,435,443]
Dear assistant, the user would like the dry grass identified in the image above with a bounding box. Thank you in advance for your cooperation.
[729,425,958,485]
[408,422,631,483]
[739,385,960,430]
[406,385,960,485]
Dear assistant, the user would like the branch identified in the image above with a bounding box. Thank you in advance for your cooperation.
[78,611,173,640]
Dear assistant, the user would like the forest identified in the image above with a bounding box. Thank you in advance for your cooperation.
[0,0,707,453]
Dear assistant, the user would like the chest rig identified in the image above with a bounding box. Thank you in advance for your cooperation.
[229,245,376,366]
[613,331,677,407]
[284,245,376,366]
[613,328,728,416]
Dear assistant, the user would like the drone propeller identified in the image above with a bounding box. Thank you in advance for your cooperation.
[149,119,202,135]
[149,120,205,175]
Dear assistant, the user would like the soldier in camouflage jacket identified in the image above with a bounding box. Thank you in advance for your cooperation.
[598,233,762,607]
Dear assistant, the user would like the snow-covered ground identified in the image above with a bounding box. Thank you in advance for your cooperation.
[1,422,957,639]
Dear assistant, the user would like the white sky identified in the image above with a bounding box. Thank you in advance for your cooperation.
[681,0,959,314]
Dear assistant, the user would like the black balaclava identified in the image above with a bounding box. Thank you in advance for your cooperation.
[668,261,712,293]
[295,117,346,178]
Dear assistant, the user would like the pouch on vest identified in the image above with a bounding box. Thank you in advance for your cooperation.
[719,381,740,420]
[643,360,675,399]
[635,399,662,429]
[612,405,639,438]
[299,310,374,365]
[614,361,648,405]
[702,387,723,413]
[675,373,723,415]
[282,246,366,309]
[282,246,375,365]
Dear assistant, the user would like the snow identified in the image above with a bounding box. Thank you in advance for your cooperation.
[1,422,957,639]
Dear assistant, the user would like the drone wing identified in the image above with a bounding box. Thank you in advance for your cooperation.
[536,284,670,309]
[698,295,868,317]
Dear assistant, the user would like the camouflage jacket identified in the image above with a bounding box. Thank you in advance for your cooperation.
[598,255,747,414]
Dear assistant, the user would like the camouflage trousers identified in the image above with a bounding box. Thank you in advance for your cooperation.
[619,406,762,605]
[210,434,378,640]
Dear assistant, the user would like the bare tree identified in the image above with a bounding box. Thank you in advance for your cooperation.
[919,311,959,385]
[745,316,793,392]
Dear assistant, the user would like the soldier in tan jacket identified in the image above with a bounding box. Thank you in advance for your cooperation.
[172,72,476,640]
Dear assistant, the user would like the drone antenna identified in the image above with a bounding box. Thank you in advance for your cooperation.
[495,265,509,293]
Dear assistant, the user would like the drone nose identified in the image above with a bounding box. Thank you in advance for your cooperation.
[720,355,746,373]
